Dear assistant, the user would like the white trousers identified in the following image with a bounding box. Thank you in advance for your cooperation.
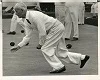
[41,21,82,70]
[64,6,79,38]
[78,6,85,24]
[64,22,72,39]
[70,7,79,38]
[55,5,65,25]
[63,7,72,39]
[10,13,24,32]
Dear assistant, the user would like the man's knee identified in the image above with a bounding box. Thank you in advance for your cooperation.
[41,47,55,57]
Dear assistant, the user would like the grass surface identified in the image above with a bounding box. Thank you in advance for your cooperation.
[3,19,98,76]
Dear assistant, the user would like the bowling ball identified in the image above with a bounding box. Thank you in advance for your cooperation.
[25,43,29,46]
[21,30,24,33]
[66,44,72,49]
[10,42,15,46]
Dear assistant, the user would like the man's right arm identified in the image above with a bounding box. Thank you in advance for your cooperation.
[18,23,33,47]
[11,20,33,52]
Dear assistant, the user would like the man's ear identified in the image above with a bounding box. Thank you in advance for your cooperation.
[20,9,23,12]
[21,9,26,13]
[20,9,23,11]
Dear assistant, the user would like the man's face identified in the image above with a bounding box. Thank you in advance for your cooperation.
[14,8,26,18]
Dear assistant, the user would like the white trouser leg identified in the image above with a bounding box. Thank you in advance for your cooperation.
[82,9,84,24]
[41,22,65,70]
[63,22,72,39]
[55,6,65,25]
[56,38,82,64]
[71,10,79,38]
[42,52,64,69]
[10,14,18,32]
[78,9,81,24]
[78,7,84,24]
[63,7,72,39]
[61,52,82,64]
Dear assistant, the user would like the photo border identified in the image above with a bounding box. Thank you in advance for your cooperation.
[0,0,99,80]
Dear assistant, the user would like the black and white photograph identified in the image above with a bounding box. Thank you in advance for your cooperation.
[0,0,100,80]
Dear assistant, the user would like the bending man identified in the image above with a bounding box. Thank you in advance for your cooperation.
[11,2,90,73]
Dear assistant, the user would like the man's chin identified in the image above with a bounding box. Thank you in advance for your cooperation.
[18,16,22,18]
[18,15,25,18]
[20,16,25,18]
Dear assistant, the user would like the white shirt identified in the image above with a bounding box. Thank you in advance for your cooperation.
[18,10,57,47]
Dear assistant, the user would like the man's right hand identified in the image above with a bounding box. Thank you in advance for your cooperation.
[11,46,21,52]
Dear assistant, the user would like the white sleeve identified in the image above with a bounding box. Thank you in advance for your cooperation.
[39,35,46,45]
[18,22,33,47]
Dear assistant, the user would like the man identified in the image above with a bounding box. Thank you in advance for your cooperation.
[3,3,17,35]
[5,2,41,35]
[64,2,79,41]
[11,2,90,73]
